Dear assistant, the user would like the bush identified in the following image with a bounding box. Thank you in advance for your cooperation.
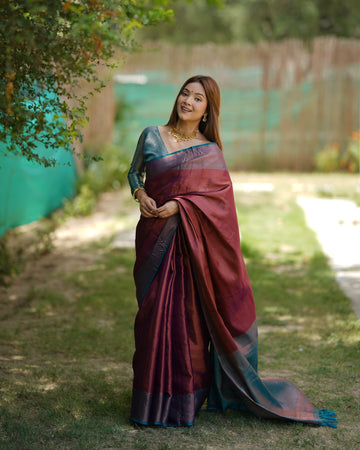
[0,236,23,285]
[62,184,97,217]
[81,144,130,195]
[340,131,360,173]
[314,143,340,172]
[61,142,130,218]
[315,131,360,173]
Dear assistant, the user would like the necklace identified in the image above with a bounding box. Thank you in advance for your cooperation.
[169,126,198,143]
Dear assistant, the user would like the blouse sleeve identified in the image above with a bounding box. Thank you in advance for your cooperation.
[127,130,146,196]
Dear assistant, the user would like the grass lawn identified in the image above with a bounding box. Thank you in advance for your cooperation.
[0,173,359,449]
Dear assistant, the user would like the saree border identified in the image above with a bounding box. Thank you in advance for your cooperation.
[135,214,180,307]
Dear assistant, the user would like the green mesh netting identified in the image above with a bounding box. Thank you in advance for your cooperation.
[114,68,360,171]
[0,90,77,238]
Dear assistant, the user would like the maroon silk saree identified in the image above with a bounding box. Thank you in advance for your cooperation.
[131,143,337,428]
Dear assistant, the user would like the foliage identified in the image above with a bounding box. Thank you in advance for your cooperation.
[139,0,360,44]
[0,218,57,287]
[340,130,360,174]
[60,143,129,219]
[243,0,360,42]
[61,183,98,218]
[138,0,247,44]
[0,0,173,166]
[83,144,130,194]
[315,131,360,173]
[314,142,341,173]
[0,235,24,286]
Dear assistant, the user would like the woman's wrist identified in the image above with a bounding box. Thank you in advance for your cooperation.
[133,187,146,202]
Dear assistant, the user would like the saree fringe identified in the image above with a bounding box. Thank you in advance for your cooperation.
[318,410,338,428]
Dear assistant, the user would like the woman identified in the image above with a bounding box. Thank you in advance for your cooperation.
[127,75,337,428]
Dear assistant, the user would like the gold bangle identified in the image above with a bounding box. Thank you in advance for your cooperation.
[133,187,145,202]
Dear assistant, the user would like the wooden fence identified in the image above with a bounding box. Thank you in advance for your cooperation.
[118,37,360,170]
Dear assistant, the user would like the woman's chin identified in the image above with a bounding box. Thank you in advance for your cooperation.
[177,113,198,123]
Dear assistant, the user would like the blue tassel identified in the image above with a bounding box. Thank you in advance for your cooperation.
[319,409,338,428]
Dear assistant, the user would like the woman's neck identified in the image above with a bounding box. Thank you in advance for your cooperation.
[175,120,199,135]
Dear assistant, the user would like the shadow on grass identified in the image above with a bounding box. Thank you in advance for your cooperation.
[0,237,359,448]
[0,374,133,448]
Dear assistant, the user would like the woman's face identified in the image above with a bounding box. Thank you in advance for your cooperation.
[176,82,208,125]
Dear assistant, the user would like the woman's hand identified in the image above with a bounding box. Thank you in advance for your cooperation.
[136,190,179,219]
[156,200,179,219]
[136,190,158,218]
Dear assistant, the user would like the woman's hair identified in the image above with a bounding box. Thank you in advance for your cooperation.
[166,75,222,150]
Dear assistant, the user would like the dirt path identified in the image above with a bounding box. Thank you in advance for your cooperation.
[0,189,138,318]
[298,196,360,317]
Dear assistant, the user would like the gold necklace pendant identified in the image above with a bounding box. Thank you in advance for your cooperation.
[169,127,198,143]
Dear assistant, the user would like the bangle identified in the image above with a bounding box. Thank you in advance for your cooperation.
[133,187,145,202]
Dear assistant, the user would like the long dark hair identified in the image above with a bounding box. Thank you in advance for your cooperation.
[166,75,222,151]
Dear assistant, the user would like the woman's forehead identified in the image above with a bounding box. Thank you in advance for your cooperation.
[183,82,206,97]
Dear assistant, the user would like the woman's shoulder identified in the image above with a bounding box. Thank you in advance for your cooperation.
[140,126,159,138]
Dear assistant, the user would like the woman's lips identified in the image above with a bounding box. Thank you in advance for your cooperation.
[181,106,191,112]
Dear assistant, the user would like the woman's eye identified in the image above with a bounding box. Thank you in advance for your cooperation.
[195,97,201,102]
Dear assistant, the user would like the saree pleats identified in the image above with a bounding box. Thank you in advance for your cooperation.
[131,143,337,428]
[132,216,210,426]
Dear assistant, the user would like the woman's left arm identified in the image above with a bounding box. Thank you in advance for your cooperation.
[128,132,146,197]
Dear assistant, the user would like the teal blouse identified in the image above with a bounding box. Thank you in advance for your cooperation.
[127,126,169,196]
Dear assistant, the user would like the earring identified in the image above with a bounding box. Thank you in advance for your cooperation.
[202,113,207,123]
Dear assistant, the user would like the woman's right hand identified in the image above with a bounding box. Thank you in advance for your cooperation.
[136,189,159,218]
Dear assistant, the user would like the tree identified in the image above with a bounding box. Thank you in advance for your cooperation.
[0,0,173,166]
[139,0,360,44]
[137,0,246,44]
[243,0,360,42]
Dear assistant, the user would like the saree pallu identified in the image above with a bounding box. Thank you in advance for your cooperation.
[131,143,337,428]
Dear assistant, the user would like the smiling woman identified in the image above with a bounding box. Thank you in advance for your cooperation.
[173,83,207,133]
[126,75,337,428]
[165,75,222,151]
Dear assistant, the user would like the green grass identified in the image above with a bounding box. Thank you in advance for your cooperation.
[0,176,359,449]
